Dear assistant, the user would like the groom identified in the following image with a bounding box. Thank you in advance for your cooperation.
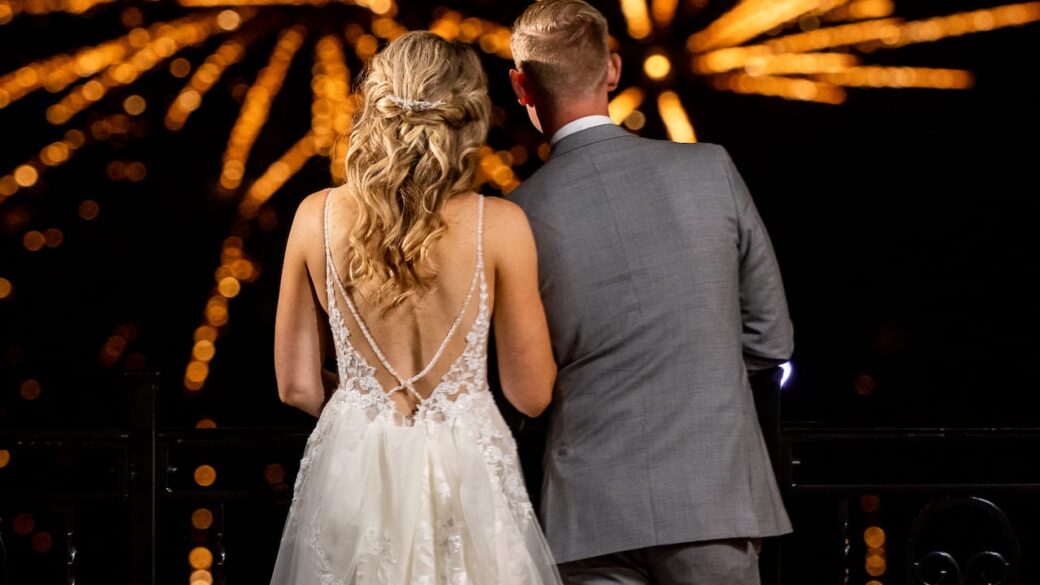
[507,1,794,583]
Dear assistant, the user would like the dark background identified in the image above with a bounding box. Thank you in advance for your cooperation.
[0,1,1038,582]
[2,0,1037,430]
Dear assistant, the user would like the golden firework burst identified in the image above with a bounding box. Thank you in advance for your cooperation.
[0,0,1036,393]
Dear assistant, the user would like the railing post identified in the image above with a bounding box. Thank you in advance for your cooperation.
[126,371,159,585]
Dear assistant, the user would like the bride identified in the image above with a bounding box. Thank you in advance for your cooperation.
[269,31,562,584]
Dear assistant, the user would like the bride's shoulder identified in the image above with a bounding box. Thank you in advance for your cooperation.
[482,195,535,263]
[286,187,335,244]
[483,195,533,237]
[298,187,335,216]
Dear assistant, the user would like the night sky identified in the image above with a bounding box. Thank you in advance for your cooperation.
[1,0,1038,432]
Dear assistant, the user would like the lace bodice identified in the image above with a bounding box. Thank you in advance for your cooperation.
[321,190,490,426]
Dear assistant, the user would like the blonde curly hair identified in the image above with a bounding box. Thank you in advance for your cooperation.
[340,31,490,309]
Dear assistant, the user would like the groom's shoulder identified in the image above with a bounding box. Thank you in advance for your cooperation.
[509,137,732,209]
[507,166,551,211]
[632,135,729,163]
[628,137,738,182]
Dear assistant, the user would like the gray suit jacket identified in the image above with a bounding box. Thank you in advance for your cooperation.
[510,124,794,563]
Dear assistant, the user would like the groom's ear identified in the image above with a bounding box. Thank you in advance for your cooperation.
[509,68,531,106]
[606,53,622,92]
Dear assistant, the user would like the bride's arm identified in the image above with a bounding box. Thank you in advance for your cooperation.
[274,191,338,418]
[487,198,556,417]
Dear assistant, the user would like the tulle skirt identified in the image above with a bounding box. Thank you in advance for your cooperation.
[269,389,562,585]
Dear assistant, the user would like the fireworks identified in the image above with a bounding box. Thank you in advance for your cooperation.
[0,0,1036,394]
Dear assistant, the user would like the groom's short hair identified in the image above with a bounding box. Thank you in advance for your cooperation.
[511,0,611,106]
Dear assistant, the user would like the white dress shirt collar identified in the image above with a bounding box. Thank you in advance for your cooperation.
[550,115,614,146]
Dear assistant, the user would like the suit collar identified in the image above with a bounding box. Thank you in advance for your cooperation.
[549,123,632,160]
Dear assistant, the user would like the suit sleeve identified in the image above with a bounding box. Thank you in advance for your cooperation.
[719,146,794,372]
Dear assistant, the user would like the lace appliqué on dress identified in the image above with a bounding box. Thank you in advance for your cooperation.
[275,192,558,585]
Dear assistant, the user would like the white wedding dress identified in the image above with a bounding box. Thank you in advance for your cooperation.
[270,193,562,585]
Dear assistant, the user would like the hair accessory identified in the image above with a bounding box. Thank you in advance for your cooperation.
[386,94,445,112]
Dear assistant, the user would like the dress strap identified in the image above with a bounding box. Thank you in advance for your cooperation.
[322,189,341,315]
[475,193,485,276]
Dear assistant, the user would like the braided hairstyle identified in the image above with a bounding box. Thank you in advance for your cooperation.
[342,31,490,308]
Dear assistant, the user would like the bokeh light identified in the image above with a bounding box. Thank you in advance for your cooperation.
[864,526,886,548]
[195,417,218,429]
[188,546,213,570]
[860,494,881,513]
[194,464,217,487]
[192,507,214,530]
[31,531,53,553]
[13,512,34,535]
[264,463,285,485]
[19,378,41,400]
[855,374,876,395]
[643,53,672,80]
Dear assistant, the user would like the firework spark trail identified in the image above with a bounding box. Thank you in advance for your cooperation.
[166,21,268,131]
[0,0,115,25]
[219,25,307,192]
[0,12,231,110]
[1,0,1036,393]
[46,10,247,125]
[312,35,354,182]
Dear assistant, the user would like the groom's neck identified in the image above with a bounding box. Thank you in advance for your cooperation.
[540,96,611,142]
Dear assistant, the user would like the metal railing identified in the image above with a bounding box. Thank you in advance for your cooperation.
[4,368,1036,584]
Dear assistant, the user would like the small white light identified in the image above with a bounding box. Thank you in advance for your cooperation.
[780,361,793,388]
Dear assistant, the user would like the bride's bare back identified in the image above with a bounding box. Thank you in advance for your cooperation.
[274,185,555,420]
[324,187,488,418]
